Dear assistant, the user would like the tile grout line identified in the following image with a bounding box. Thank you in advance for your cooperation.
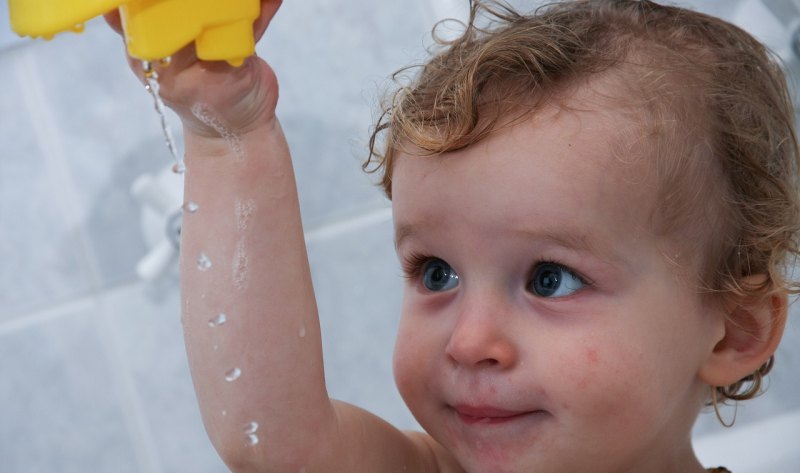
[17,49,164,473]
[0,293,96,336]
[0,204,393,332]
[304,206,393,245]
[0,278,147,333]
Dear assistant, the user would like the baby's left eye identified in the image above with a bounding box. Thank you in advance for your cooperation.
[527,263,585,298]
[421,258,460,292]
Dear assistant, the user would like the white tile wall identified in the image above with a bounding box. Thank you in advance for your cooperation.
[1,1,798,471]
[0,298,142,473]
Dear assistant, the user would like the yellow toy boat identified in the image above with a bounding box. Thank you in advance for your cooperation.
[8,0,260,66]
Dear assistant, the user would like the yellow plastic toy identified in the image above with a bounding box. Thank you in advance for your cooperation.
[8,0,260,66]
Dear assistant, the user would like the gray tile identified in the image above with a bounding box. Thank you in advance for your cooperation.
[307,216,420,430]
[102,282,228,473]
[262,0,433,226]
[0,46,94,321]
[29,19,179,289]
[0,301,141,473]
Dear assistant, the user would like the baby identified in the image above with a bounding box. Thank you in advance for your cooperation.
[107,0,799,472]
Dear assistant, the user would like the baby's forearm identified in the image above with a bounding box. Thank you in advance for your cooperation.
[179,119,333,471]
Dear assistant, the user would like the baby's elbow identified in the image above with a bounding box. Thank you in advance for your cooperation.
[215,440,315,473]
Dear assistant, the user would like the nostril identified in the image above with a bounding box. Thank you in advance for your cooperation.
[445,306,518,369]
[446,334,509,369]
[445,331,518,370]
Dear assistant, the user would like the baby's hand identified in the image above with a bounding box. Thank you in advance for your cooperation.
[104,0,282,139]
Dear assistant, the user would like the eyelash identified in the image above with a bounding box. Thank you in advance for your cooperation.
[400,252,433,281]
[400,253,592,288]
[532,258,591,286]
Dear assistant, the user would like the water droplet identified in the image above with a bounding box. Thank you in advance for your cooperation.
[72,23,85,33]
[213,344,219,351]
[221,410,227,416]
[159,56,172,67]
[225,367,242,382]
[183,201,199,213]
[142,60,156,79]
[197,253,212,271]
[142,67,183,171]
[242,420,260,446]
[244,421,259,434]
[298,327,306,338]
[208,313,227,327]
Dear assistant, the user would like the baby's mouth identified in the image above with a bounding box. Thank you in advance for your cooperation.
[453,404,540,425]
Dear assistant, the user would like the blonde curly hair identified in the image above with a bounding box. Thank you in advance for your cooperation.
[366,0,800,403]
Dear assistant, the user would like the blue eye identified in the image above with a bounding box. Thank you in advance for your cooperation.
[421,259,459,292]
[528,263,584,298]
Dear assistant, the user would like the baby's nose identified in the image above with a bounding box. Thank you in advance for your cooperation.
[444,297,518,369]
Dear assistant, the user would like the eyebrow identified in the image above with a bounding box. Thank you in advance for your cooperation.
[394,223,416,250]
[395,222,619,262]
[529,229,619,262]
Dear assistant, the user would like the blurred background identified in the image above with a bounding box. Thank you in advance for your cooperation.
[0,0,798,472]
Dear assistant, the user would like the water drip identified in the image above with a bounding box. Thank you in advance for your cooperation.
[225,367,242,382]
[244,421,259,446]
[244,421,258,434]
[197,253,212,271]
[142,61,184,174]
[183,201,199,213]
[208,313,227,327]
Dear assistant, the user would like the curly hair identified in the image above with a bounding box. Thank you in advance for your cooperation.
[366,0,800,403]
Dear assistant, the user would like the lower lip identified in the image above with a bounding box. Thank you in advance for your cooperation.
[455,410,538,425]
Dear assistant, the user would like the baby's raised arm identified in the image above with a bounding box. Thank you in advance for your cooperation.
[108,3,448,472]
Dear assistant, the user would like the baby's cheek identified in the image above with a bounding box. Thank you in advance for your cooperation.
[392,338,417,398]
[574,348,600,390]
[565,345,648,415]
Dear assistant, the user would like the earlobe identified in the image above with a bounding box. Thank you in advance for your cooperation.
[698,278,788,388]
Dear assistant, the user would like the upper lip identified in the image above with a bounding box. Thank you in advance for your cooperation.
[453,404,531,419]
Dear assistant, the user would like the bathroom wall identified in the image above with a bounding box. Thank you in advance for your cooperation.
[0,1,797,472]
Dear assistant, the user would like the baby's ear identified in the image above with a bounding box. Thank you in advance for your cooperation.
[699,275,788,387]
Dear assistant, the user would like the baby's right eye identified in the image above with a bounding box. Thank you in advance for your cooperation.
[421,258,460,292]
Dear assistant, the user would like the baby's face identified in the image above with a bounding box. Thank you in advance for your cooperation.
[390,102,724,472]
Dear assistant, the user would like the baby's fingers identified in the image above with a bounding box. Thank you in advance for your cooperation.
[103,10,123,35]
[253,0,283,42]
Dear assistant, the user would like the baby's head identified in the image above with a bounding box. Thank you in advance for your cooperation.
[368,0,799,405]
